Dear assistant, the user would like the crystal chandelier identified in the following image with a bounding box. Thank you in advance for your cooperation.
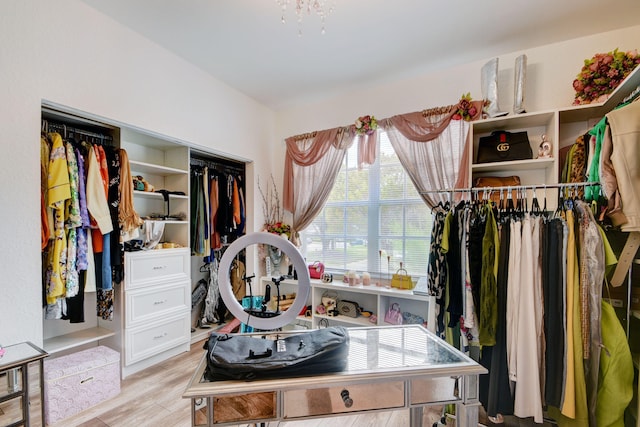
[277,0,336,36]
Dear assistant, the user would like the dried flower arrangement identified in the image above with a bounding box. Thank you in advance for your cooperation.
[258,174,291,238]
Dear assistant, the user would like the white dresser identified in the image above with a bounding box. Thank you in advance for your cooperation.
[105,247,191,379]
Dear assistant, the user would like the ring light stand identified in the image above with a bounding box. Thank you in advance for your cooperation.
[218,232,311,330]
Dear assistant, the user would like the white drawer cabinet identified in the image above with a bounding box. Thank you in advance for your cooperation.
[103,249,191,379]
[125,312,191,365]
[125,280,190,327]
[125,248,190,289]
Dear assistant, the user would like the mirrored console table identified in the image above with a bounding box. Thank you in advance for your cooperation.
[183,325,486,427]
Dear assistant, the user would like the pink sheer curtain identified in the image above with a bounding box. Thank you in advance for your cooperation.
[283,127,353,238]
[282,100,483,233]
[380,101,483,208]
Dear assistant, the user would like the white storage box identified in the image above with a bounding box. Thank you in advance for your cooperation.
[44,346,120,425]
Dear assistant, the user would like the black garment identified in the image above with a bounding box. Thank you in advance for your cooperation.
[105,147,123,283]
[446,202,464,327]
[468,206,486,319]
[63,270,86,323]
[428,206,448,338]
[190,170,201,254]
[485,221,514,417]
[543,218,565,407]
[216,174,234,240]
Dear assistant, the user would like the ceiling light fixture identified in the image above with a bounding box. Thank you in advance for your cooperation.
[277,0,335,36]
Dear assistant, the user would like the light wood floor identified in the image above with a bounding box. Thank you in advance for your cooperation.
[11,340,447,427]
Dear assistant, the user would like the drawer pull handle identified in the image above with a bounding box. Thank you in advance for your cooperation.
[153,332,168,340]
[80,376,94,384]
[152,265,167,270]
[153,300,167,305]
[340,389,353,408]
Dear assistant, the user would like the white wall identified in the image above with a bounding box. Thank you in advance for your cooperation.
[0,0,276,347]
[276,25,640,140]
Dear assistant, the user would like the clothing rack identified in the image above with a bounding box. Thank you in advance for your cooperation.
[43,119,114,144]
[421,181,599,195]
[190,156,245,177]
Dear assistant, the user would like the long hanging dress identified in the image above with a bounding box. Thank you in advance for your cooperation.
[513,215,544,423]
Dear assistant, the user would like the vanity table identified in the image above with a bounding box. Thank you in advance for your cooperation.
[183,325,486,427]
[0,342,48,427]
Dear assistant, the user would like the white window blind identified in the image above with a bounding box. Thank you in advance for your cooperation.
[300,132,432,277]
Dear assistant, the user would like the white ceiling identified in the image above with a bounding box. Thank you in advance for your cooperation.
[81,0,640,111]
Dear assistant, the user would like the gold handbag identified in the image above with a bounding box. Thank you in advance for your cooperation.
[391,264,414,290]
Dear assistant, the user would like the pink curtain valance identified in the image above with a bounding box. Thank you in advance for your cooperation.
[283,127,349,212]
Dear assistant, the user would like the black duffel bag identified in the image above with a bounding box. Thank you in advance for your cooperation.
[476,130,533,163]
[203,326,349,381]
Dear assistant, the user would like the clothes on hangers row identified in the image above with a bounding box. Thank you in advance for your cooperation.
[41,130,141,323]
[427,196,632,426]
[562,95,640,231]
[190,166,245,260]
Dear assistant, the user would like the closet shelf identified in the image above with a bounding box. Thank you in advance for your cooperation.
[142,219,189,225]
[314,313,372,326]
[472,110,556,133]
[43,326,115,354]
[133,190,188,200]
[472,157,555,173]
[128,159,188,176]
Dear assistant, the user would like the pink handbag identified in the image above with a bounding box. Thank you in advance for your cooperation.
[384,303,403,325]
[308,261,325,279]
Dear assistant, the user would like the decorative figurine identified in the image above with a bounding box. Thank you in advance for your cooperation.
[538,134,552,158]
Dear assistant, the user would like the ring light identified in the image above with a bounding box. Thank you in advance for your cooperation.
[218,232,311,330]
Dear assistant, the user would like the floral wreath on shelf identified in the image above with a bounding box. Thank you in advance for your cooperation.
[572,48,640,105]
[258,174,292,239]
[265,222,291,238]
[452,93,483,121]
[355,115,378,135]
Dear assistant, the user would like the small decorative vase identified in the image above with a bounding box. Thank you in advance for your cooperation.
[267,245,284,275]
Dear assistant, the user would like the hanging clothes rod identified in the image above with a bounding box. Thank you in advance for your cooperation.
[43,120,114,142]
[421,181,599,194]
[190,157,245,176]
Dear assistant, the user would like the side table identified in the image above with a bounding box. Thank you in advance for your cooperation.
[0,342,48,427]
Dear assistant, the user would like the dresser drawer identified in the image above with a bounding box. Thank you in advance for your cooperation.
[282,381,405,419]
[410,376,460,404]
[125,248,189,289]
[124,312,190,365]
[125,280,189,327]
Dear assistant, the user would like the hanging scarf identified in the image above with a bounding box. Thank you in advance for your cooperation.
[118,149,143,239]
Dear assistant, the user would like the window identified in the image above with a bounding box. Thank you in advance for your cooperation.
[300,132,432,278]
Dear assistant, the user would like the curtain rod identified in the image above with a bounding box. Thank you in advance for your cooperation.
[421,181,599,194]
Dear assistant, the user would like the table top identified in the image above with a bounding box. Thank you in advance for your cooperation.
[0,342,48,371]
[184,325,486,398]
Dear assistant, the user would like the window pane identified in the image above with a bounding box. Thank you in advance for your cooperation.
[380,164,405,200]
[327,168,346,202]
[300,131,431,279]
[346,167,369,201]
[405,203,430,236]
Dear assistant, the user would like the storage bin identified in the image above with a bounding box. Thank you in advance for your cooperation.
[44,346,120,425]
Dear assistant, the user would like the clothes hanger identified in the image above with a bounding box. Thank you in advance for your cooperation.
[531,186,541,215]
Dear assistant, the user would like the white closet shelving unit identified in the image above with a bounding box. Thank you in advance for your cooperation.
[258,277,435,332]
[40,103,251,379]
